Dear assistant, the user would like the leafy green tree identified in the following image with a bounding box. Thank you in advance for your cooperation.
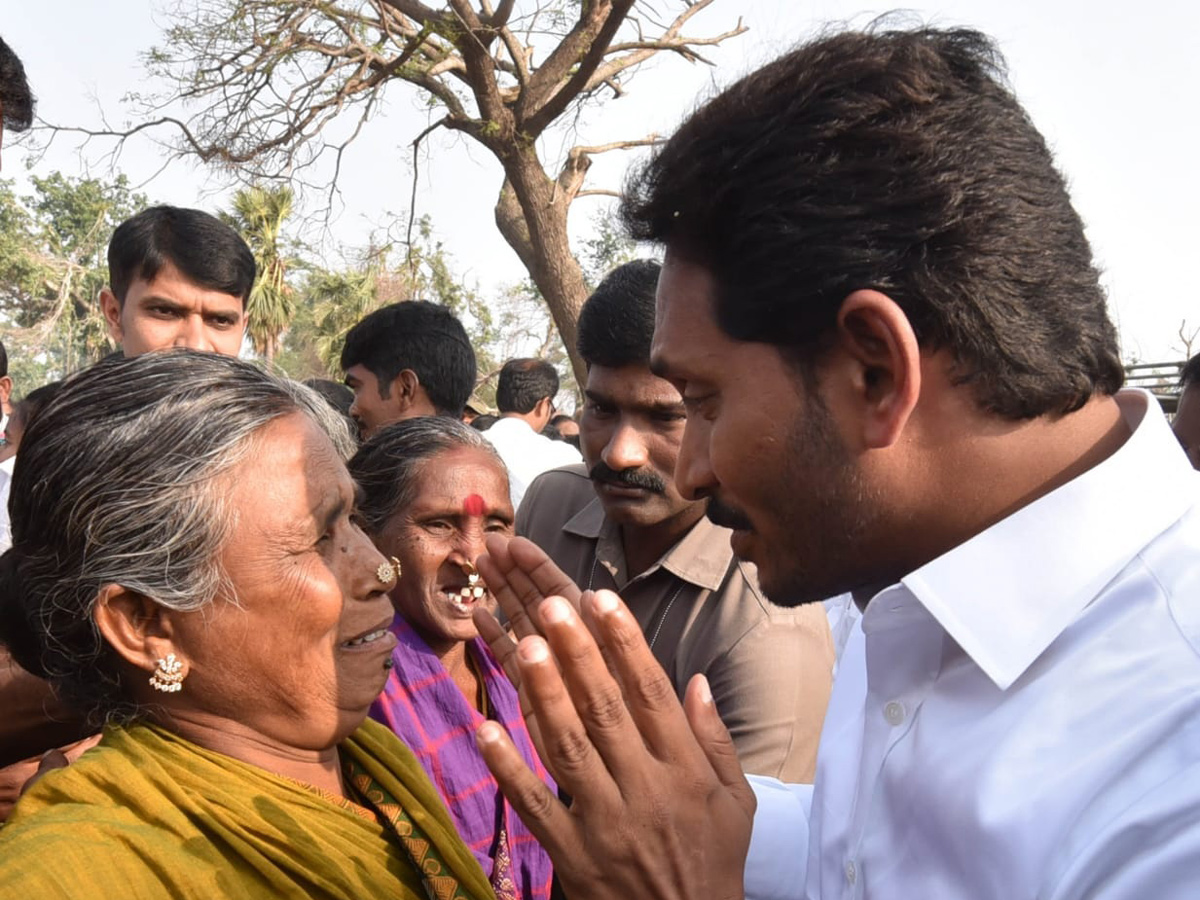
[224,184,296,363]
[0,173,148,380]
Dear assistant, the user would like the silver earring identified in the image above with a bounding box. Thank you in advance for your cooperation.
[149,653,185,693]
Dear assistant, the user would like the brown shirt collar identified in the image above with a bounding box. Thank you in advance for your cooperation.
[562,495,734,592]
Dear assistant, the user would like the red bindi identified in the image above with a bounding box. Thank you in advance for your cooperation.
[463,493,486,517]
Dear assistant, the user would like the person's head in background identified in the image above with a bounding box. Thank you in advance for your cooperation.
[549,413,579,438]
[340,301,476,439]
[99,206,254,358]
[0,35,35,172]
[0,341,12,420]
[1173,355,1200,470]
[470,413,499,433]
[495,358,559,433]
[0,381,63,465]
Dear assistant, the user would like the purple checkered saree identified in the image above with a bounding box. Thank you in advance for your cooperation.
[369,615,555,900]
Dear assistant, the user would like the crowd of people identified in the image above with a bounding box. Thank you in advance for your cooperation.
[0,20,1198,900]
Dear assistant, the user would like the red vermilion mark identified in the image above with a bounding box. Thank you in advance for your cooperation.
[463,493,486,517]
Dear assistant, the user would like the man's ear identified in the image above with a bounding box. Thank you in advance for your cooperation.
[0,375,12,407]
[99,288,125,346]
[391,369,421,412]
[93,584,181,679]
[831,289,921,450]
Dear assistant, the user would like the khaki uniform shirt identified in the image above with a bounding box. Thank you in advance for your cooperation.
[517,465,834,782]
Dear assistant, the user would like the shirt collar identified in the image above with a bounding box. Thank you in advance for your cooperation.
[899,389,1199,690]
[563,494,733,591]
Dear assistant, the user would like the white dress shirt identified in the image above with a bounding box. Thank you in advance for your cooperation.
[483,416,581,510]
[746,390,1200,899]
[0,455,14,553]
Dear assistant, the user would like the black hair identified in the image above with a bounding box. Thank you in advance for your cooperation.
[302,378,355,417]
[14,380,63,424]
[470,413,499,432]
[347,416,504,536]
[0,37,35,133]
[0,339,7,378]
[495,358,559,415]
[0,351,353,724]
[340,300,476,417]
[549,413,576,427]
[621,25,1123,420]
[1180,355,1200,389]
[107,206,256,305]
[577,260,661,368]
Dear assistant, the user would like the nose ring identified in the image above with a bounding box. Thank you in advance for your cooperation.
[459,560,486,600]
[377,557,402,584]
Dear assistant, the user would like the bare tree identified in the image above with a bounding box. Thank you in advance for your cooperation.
[1176,320,1199,363]
[46,0,745,381]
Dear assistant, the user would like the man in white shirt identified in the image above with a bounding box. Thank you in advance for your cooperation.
[485,357,581,508]
[466,25,1200,900]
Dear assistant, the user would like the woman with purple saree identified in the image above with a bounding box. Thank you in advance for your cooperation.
[349,417,554,900]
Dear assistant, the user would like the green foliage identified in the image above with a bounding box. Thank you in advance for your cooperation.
[222,184,297,362]
[0,173,148,382]
[578,205,642,288]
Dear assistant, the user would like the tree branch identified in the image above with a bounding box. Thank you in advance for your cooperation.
[517,0,635,136]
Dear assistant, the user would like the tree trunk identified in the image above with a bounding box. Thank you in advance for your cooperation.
[494,155,590,387]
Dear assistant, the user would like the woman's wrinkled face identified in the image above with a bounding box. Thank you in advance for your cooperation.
[169,412,398,750]
[374,447,514,656]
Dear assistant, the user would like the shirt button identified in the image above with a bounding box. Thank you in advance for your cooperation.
[884,700,906,726]
[845,860,857,885]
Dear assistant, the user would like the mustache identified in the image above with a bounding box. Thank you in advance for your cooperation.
[588,461,667,494]
[705,496,754,532]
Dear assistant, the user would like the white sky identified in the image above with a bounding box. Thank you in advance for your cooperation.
[4,1,1198,362]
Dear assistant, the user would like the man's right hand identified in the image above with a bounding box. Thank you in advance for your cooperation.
[474,535,755,900]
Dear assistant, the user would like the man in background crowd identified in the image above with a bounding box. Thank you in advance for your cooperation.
[100,206,254,358]
[517,260,833,781]
[485,357,581,508]
[340,300,475,438]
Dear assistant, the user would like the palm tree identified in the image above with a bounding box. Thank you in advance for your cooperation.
[227,185,295,363]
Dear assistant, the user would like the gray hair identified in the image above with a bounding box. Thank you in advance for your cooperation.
[347,416,507,536]
[0,350,356,724]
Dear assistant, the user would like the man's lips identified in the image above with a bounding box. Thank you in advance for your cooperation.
[596,482,653,499]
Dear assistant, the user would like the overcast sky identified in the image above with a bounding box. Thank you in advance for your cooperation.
[5,1,1198,361]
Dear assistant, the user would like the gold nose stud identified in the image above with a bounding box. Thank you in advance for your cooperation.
[377,557,402,584]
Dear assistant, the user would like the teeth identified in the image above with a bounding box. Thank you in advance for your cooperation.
[345,628,386,647]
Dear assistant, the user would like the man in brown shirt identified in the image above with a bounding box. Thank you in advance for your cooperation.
[516,261,833,782]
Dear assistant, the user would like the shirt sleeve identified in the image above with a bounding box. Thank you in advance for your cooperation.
[1047,758,1200,900]
[745,776,812,900]
[707,603,835,783]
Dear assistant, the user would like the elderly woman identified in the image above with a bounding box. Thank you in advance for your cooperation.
[348,418,553,900]
[0,352,494,900]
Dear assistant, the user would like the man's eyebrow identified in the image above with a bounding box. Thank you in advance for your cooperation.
[138,294,187,308]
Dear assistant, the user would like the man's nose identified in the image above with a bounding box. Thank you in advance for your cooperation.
[673,421,715,501]
[602,421,650,472]
[174,316,213,352]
